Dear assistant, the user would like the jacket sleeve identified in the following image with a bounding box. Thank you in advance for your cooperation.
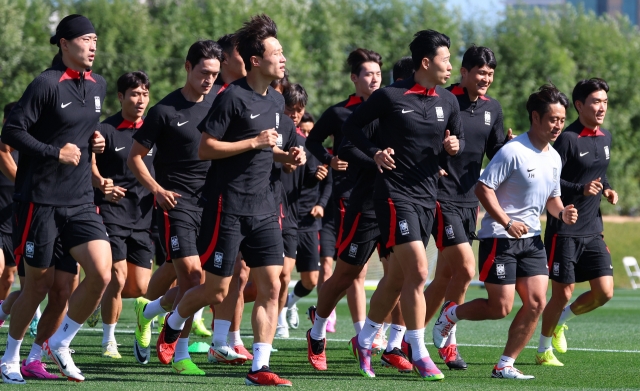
[305,108,336,165]
[485,105,505,160]
[342,90,389,158]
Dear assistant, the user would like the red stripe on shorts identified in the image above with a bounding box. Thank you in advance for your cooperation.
[200,195,223,266]
[335,198,346,250]
[338,212,361,256]
[14,202,34,268]
[547,233,558,271]
[385,198,397,248]
[479,238,498,282]
[163,210,171,261]
[435,201,444,250]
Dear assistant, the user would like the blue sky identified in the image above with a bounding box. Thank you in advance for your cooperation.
[445,0,506,24]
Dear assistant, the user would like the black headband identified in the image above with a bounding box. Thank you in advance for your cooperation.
[49,14,95,46]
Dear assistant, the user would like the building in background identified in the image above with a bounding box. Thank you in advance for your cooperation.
[506,0,640,25]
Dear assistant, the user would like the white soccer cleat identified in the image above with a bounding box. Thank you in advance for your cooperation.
[1,361,26,384]
[275,325,289,339]
[491,365,535,380]
[42,341,84,382]
[433,301,457,349]
[207,344,247,365]
[133,338,150,364]
[372,330,388,356]
[286,304,299,329]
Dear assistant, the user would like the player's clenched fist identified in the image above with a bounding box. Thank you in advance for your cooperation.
[506,220,528,239]
[59,143,81,166]
[561,204,578,224]
[443,129,459,156]
[315,165,328,180]
[253,129,279,149]
[92,130,106,154]
[583,177,603,196]
[330,155,348,171]
[374,148,395,173]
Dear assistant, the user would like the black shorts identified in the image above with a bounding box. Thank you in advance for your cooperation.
[319,200,336,258]
[432,202,478,250]
[334,197,349,254]
[106,224,153,269]
[156,207,201,262]
[375,199,433,249]
[283,228,298,259]
[199,196,284,277]
[296,231,320,272]
[337,211,380,267]
[545,233,613,284]
[16,237,78,277]
[0,232,15,267]
[14,202,108,271]
[478,236,548,285]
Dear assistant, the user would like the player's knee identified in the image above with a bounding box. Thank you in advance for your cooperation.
[493,302,513,318]
[593,290,613,306]
[405,268,428,287]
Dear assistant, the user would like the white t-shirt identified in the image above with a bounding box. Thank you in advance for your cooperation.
[477,133,562,239]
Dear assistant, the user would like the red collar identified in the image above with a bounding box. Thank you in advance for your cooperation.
[578,126,605,137]
[344,95,364,108]
[296,127,306,138]
[116,118,144,130]
[450,84,489,100]
[404,83,438,97]
[59,68,96,83]
[218,83,229,94]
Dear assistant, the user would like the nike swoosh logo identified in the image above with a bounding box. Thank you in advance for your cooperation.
[401,109,414,114]
[61,102,72,108]
[580,152,589,156]
[250,114,260,119]
[115,147,126,151]
[527,168,536,172]
[177,121,189,126]
[134,342,147,362]
[54,353,67,369]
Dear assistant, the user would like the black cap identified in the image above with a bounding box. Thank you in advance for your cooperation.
[50,14,95,46]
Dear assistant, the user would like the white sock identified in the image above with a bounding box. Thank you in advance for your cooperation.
[193,307,204,321]
[229,330,243,347]
[143,297,165,319]
[405,328,429,361]
[0,302,9,321]
[287,292,301,307]
[498,355,515,368]
[558,305,576,324]
[252,343,271,371]
[213,320,231,347]
[102,323,117,345]
[354,321,365,334]
[538,335,552,353]
[34,305,42,320]
[277,308,287,328]
[444,324,457,347]
[446,305,460,323]
[386,324,406,352]
[310,314,328,341]
[167,311,188,331]
[2,336,22,363]
[358,317,381,349]
[174,338,190,363]
[25,343,42,365]
[49,315,82,349]
[381,322,391,336]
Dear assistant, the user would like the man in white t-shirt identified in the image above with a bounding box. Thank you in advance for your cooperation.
[432,85,578,380]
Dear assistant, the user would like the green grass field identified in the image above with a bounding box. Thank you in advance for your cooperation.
[6,287,640,390]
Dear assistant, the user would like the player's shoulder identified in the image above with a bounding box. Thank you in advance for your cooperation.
[151,89,183,112]
[100,112,122,130]
[435,85,459,107]
[90,72,107,88]
[28,67,64,91]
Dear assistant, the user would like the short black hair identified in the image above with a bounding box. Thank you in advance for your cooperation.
[117,71,150,95]
[392,56,414,82]
[283,83,308,108]
[526,84,570,124]
[300,112,315,124]
[3,102,16,120]
[461,45,497,71]
[572,78,609,113]
[217,34,236,58]
[235,14,278,72]
[270,69,290,90]
[186,40,224,68]
[347,48,382,76]
[409,29,451,70]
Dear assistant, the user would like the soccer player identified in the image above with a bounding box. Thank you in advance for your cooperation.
[536,78,618,366]
[0,103,18,301]
[157,14,303,386]
[0,14,112,383]
[277,84,329,336]
[90,71,154,359]
[306,48,382,335]
[342,29,464,380]
[298,112,315,136]
[433,84,579,379]
[423,45,511,370]
[127,40,223,374]
[306,57,416,373]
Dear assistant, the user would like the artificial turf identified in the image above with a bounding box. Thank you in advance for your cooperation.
[5,287,640,390]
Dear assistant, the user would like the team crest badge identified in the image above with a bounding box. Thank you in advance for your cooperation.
[435,107,444,121]
[349,243,358,258]
[445,225,455,239]
[171,236,179,251]
[214,252,223,268]
[553,262,560,276]
[484,111,491,125]
[94,96,101,113]
[399,220,410,236]
[496,263,505,276]
[26,241,34,258]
